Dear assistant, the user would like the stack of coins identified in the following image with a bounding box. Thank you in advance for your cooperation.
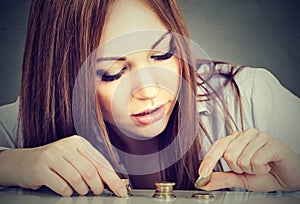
[152,182,176,199]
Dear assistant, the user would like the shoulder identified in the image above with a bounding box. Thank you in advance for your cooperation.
[0,97,20,120]
[235,67,300,153]
[233,67,279,97]
[0,97,20,148]
[0,97,20,113]
[234,66,299,102]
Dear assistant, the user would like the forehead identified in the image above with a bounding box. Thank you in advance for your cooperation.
[97,30,172,60]
[100,0,167,45]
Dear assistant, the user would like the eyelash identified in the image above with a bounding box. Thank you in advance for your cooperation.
[97,67,127,82]
[98,44,176,82]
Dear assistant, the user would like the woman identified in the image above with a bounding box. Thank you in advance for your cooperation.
[0,0,299,197]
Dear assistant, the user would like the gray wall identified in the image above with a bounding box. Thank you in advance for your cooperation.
[0,0,30,105]
[178,0,300,97]
[0,0,299,105]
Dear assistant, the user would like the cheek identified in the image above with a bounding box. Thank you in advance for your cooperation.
[96,81,130,124]
[173,57,182,78]
[96,85,115,122]
[162,56,180,73]
[163,57,182,94]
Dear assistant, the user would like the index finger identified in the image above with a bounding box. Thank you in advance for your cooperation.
[198,132,239,177]
[77,138,128,197]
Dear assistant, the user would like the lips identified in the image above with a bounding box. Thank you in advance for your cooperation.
[131,105,166,125]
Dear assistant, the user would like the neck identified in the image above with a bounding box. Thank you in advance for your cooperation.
[107,124,161,155]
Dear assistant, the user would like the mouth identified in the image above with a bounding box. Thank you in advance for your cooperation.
[131,105,166,125]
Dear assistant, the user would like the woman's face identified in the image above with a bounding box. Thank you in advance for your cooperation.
[95,0,181,139]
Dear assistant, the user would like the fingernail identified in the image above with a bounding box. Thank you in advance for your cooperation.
[118,187,128,197]
[201,165,210,178]
[195,174,212,189]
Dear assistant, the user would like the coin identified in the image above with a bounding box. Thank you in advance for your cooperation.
[121,178,132,197]
[154,182,176,192]
[121,179,130,185]
[152,182,176,199]
[191,192,214,199]
[194,174,212,189]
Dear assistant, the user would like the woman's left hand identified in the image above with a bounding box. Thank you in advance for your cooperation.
[197,128,300,192]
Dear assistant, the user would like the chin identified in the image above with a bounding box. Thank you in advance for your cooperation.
[123,122,168,140]
[137,122,168,138]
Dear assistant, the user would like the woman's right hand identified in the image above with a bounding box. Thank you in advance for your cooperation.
[0,135,128,196]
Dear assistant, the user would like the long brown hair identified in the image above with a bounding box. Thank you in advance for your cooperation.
[20,0,115,147]
[20,0,243,190]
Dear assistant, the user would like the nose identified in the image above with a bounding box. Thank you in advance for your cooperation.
[132,83,161,100]
[131,66,161,100]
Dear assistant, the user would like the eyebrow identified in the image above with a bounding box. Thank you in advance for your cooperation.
[96,57,126,63]
[151,30,171,50]
[96,30,171,63]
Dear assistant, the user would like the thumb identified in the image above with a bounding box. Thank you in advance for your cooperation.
[200,172,245,191]
[200,172,280,192]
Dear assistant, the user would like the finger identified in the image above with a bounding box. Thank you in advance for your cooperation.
[200,172,280,192]
[199,172,244,191]
[77,138,127,197]
[48,156,89,196]
[250,139,281,174]
[43,168,73,196]
[238,132,271,175]
[225,128,259,174]
[199,132,239,177]
[252,138,286,164]
[65,150,104,195]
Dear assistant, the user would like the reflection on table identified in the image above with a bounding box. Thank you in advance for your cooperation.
[0,187,299,204]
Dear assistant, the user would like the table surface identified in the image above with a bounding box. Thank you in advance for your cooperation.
[0,187,299,204]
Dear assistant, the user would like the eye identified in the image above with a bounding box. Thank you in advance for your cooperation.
[96,66,127,82]
[151,45,176,61]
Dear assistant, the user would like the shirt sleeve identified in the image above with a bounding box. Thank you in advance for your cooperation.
[0,98,20,149]
[251,68,300,154]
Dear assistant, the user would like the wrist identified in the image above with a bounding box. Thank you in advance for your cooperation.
[0,148,24,187]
